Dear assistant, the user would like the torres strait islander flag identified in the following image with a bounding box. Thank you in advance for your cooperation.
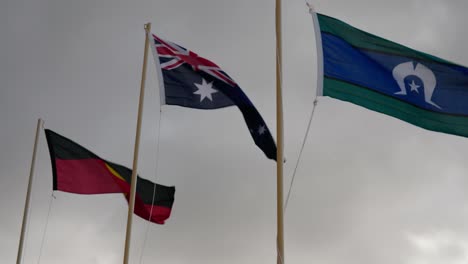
[149,33,277,161]
[316,13,468,137]
[44,129,175,224]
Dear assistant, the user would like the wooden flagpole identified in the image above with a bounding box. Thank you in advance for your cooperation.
[123,22,151,264]
[16,118,43,264]
[275,0,285,263]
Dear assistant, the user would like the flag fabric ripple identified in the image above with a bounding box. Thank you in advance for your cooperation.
[150,34,277,160]
[317,13,468,138]
[45,129,175,224]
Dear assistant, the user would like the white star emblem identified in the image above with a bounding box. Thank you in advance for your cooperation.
[193,78,218,102]
[258,125,266,135]
[408,80,420,93]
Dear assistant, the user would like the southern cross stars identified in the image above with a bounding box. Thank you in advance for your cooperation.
[258,125,266,135]
[193,78,218,102]
[250,125,267,136]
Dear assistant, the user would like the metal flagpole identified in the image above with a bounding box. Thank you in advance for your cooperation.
[123,22,151,264]
[16,118,43,264]
[275,0,285,263]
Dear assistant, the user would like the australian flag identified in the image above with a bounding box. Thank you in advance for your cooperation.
[150,33,277,161]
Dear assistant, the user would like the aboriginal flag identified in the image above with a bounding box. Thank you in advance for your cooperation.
[44,129,175,224]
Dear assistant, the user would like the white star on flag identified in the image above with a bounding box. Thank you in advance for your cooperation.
[408,80,420,93]
[258,125,266,135]
[193,78,218,102]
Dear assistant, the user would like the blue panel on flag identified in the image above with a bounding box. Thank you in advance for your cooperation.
[322,32,468,116]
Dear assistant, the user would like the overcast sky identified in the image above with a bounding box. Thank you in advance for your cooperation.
[2,0,468,263]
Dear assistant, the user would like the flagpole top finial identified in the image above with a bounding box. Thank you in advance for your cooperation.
[144,23,151,32]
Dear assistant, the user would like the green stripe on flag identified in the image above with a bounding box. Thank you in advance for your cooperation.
[317,14,457,66]
[324,77,468,137]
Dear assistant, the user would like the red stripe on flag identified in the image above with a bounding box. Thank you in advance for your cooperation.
[140,204,172,225]
[111,175,173,225]
[55,158,123,194]
[156,46,176,56]
[122,192,173,225]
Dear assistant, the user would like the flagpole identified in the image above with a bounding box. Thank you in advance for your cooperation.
[275,0,285,263]
[123,22,151,264]
[16,118,43,264]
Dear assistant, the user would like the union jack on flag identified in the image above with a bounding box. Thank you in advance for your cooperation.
[149,33,277,161]
[152,34,236,86]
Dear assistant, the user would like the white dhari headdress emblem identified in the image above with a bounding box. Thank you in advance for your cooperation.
[392,61,441,109]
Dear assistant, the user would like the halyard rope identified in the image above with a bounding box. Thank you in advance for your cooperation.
[284,98,318,213]
[283,0,320,213]
[37,192,54,264]
[138,108,164,264]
